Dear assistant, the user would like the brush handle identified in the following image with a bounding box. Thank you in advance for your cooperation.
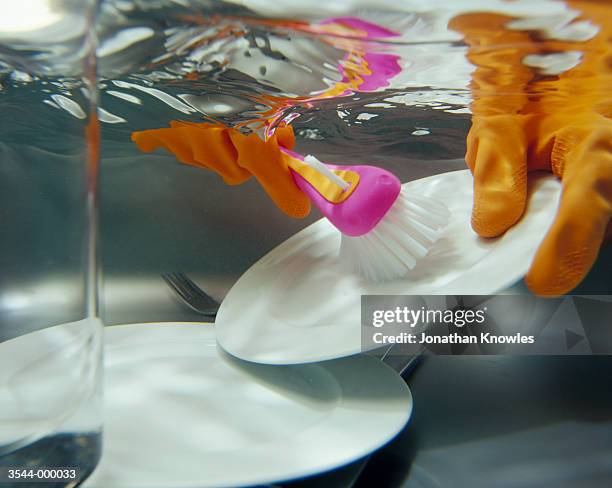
[302,155,350,190]
[281,148,402,237]
[281,148,359,204]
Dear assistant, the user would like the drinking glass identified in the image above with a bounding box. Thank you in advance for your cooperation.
[0,1,102,486]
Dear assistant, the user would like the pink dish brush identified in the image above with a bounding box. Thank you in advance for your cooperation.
[281,148,450,281]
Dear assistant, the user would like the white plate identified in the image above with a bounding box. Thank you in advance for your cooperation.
[216,169,562,364]
[83,323,412,488]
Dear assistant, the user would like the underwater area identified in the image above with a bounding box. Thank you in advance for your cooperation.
[0,0,610,322]
[1,1,611,487]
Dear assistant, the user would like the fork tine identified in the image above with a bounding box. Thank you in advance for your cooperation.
[177,273,218,310]
[163,273,195,303]
[169,273,192,298]
[162,272,220,317]
[174,273,202,298]
[162,273,186,300]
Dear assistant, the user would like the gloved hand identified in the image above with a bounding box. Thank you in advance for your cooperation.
[527,112,612,295]
[131,16,402,221]
[450,2,612,296]
[131,122,311,218]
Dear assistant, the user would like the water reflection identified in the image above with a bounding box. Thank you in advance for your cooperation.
[1,1,609,300]
[1,1,606,137]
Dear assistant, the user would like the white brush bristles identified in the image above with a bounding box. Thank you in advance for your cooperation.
[340,191,450,281]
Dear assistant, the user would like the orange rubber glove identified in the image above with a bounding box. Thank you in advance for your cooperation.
[450,1,612,296]
[131,122,310,218]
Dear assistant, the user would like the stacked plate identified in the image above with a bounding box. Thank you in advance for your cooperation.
[83,323,412,488]
[214,170,562,364]
[85,170,561,487]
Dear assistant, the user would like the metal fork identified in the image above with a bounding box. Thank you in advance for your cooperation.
[161,272,220,318]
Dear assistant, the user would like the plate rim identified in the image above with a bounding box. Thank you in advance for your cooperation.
[87,322,413,488]
[215,169,561,365]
